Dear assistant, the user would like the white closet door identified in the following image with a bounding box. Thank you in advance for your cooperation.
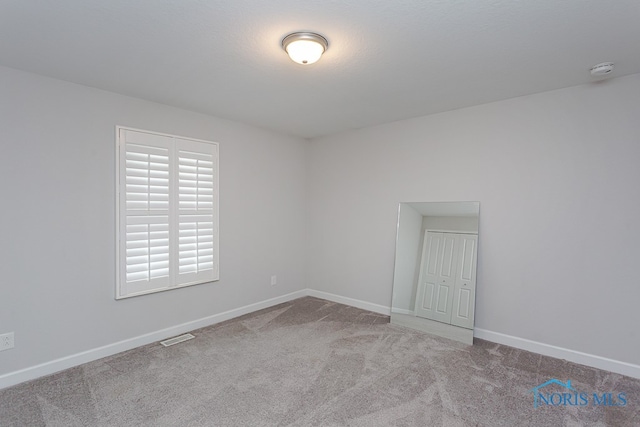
[414,232,441,319]
[450,234,478,329]
[415,232,458,323]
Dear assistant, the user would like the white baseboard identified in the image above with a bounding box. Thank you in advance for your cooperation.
[3,291,638,390]
[391,308,415,316]
[305,289,391,315]
[0,290,307,390]
[474,328,640,379]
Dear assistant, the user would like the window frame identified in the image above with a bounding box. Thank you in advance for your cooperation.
[115,126,219,299]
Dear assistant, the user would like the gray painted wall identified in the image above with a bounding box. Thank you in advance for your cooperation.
[391,204,422,312]
[0,66,308,376]
[3,63,639,379]
[307,73,640,366]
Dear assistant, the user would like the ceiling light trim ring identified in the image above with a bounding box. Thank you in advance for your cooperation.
[282,32,328,65]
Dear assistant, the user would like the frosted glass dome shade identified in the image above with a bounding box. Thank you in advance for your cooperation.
[282,32,328,65]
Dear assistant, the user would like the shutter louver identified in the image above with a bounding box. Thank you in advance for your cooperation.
[117,128,218,299]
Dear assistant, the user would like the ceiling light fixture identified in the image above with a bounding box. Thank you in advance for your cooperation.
[282,32,328,65]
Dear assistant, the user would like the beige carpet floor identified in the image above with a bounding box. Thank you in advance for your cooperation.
[0,296,638,426]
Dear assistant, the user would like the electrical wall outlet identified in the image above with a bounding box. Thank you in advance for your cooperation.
[0,332,14,351]
[270,275,277,286]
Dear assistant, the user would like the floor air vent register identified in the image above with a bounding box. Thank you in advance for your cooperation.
[160,333,195,347]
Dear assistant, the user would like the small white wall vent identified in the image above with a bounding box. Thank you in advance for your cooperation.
[160,333,195,347]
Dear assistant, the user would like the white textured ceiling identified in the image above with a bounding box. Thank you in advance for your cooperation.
[1,1,638,138]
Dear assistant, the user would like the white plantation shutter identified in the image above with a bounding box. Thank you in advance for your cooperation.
[177,139,218,284]
[117,128,219,299]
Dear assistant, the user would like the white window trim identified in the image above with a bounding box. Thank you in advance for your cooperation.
[115,126,219,299]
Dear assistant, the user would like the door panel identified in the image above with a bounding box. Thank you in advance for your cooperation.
[451,234,478,329]
[420,281,436,311]
[436,284,450,313]
[456,288,471,318]
[451,284,475,329]
[424,233,441,276]
[415,232,441,320]
[430,276,455,323]
[430,233,457,323]
[458,236,476,282]
[440,234,457,279]
[415,231,457,324]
